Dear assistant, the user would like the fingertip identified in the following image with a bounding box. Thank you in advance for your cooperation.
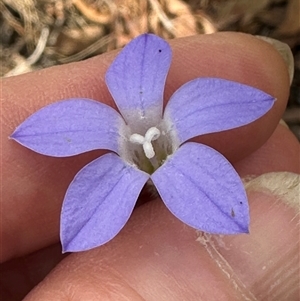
[166,32,291,161]
[168,32,290,102]
[1,32,293,262]
[234,123,300,177]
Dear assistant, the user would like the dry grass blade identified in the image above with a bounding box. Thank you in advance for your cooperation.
[58,33,112,63]
[0,0,299,139]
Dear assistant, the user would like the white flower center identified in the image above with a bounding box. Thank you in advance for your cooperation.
[119,120,176,174]
[129,127,161,159]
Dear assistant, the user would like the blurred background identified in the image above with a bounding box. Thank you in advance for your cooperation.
[1,0,299,138]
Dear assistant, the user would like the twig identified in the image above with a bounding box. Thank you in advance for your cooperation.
[148,0,176,35]
[0,2,25,36]
[4,27,50,77]
[73,0,117,24]
[58,34,112,64]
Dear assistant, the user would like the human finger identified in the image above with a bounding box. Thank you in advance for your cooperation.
[1,32,290,262]
[23,175,299,301]
[235,122,300,177]
[1,122,298,301]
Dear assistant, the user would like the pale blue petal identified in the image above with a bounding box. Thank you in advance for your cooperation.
[60,153,149,252]
[164,78,275,145]
[10,99,126,157]
[105,34,171,127]
[151,142,249,234]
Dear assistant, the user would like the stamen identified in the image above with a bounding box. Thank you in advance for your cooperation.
[129,133,145,144]
[143,141,155,159]
[129,127,161,159]
[145,127,160,141]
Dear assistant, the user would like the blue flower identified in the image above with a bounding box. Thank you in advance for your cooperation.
[10,34,275,252]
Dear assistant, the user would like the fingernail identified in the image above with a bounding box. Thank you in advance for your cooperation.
[244,171,300,210]
[255,36,294,85]
[279,119,289,129]
[198,171,300,300]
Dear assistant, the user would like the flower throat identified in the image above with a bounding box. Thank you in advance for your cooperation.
[129,126,172,174]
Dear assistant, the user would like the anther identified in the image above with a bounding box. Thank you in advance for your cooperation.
[145,127,160,141]
[129,127,161,159]
[129,133,145,144]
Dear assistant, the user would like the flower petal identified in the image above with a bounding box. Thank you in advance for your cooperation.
[164,78,275,146]
[105,34,171,128]
[151,142,249,234]
[10,99,126,157]
[60,153,149,252]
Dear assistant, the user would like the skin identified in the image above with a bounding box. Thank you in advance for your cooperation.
[0,32,299,300]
